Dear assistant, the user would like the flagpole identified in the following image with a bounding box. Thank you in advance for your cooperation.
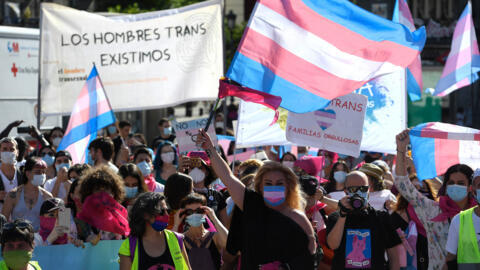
[469,0,475,127]
[36,5,44,129]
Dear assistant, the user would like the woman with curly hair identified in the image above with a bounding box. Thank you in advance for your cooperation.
[77,166,126,242]
[196,130,316,269]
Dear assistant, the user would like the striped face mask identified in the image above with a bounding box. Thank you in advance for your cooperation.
[263,185,286,207]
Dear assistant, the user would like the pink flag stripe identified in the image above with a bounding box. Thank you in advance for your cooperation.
[261,0,419,66]
[314,111,336,119]
[437,77,471,97]
[265,191,285,197]
[434,139,459,176]
[239,28,367,99]
[65,99,112,133]
[408,57,423,86]
[317,121,333,127]
[442,48,476,76]
[452,13,471,41]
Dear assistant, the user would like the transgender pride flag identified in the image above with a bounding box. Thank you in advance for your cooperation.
[227,0,426,113]
[409,122,480,180]
[58,66,116,164]
[434,1,480,97]
[393,0,423,101]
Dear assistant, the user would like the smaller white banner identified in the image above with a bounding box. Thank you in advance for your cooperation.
[236,101,289,148]
[173,118,217,154]
[286,93,367,157]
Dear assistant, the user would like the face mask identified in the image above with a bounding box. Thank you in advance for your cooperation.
[136,161,152,176]
[107,126,117,134]
[215,122,224,129]
[55,163,71,173]
[189,168,205,183]
[163,127,172,136]
[185,213,206,227]
[32,174,46,186]
[3,250,33,270]
[40,216,56,233]
[263,185,286,207]
[42,154,54,166]
[151,215,169,232]
[1,151,16,165]
[124,186,138,199]
[282,161,294,169]
[161,152,175,164]
[334,171,347,184]
[52,137,62,147]
[446,185,468,202]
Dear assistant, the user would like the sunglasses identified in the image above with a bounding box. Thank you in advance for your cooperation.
[3,221,32,231]
[180,208,205,217]
[346,186,369,193]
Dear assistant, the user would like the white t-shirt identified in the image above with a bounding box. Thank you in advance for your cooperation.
[368,189,397,211]
[44,177,68,200]
[328,191,346,201]
[154,182,164,193]
[446,210,480,255]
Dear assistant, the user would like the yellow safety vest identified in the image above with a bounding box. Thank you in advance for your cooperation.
[458,206,480,270]
[119,229,189,270]
[0,260,41,270]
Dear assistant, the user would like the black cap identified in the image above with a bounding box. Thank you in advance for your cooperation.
[40,198,65,216]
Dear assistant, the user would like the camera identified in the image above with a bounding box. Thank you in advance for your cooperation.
[349,194,366,210]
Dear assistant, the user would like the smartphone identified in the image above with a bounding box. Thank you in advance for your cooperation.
[190,157,202,168]
[17,127,31,134]
[58,207,71,229]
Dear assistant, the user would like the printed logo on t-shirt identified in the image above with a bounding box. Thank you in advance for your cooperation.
[147,264,175,270]
[345,229,372,268]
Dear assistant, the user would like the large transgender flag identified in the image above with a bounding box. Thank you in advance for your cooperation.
[393,0,423,101]
[434,1,480,97]
[409,122,480,180]
[58,66,116,164]
[227,0,426,113]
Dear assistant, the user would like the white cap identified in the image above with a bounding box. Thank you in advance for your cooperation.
[473,168,480,179]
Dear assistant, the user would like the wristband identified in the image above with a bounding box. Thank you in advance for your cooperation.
[339,210,347,218]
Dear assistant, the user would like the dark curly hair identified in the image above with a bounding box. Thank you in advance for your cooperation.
[118,163,149,193]
[78,166,125,203]
[164,173,193,210]
[67,164,91,181]
[438,164,473,196]
[129,192,166,238]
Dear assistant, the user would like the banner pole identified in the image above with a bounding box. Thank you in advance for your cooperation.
[36,4,44,129]
[205,98,221,132]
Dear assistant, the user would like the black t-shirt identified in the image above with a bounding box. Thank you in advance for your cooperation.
[238,189,314,269]
[326,207,401,269]
[390,212,429,270]
[138,237,174,270]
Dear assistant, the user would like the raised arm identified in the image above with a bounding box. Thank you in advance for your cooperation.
[196,129,246,211]
[395,129,410,177]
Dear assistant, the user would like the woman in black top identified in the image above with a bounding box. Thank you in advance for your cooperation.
[197,130,316,269]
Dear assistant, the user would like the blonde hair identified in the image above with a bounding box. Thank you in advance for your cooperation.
[253,161,305,210]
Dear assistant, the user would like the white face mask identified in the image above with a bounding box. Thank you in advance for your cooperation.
[52,137,62,147]
[282,161,294,168]
[334,171,347,184]
[32,174,46,186]
[161,152,175,164]
[189,167,206,183]
[215,122,224,129]
[1,151,16,164]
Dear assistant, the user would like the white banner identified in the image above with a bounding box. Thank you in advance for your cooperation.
[236,101,290,148]
[286,93,367,157]
[356,70,407,154]
[172,117,217,155]
[40,1,222,115]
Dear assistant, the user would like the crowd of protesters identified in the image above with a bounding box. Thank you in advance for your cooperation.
[0,118,478,270]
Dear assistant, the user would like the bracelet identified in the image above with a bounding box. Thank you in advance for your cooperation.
[339,210,347,218]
